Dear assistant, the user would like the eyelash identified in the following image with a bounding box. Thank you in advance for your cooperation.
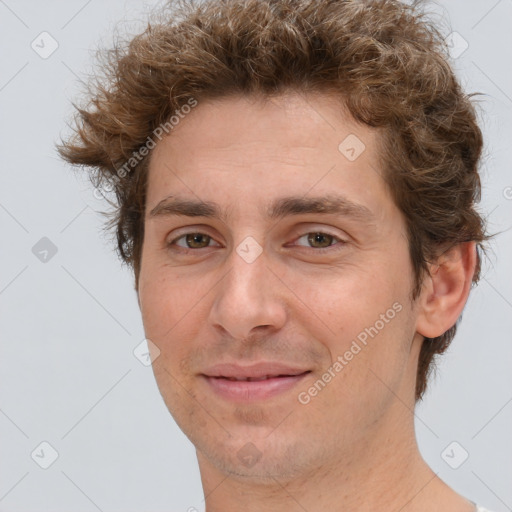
[166,231,347,255]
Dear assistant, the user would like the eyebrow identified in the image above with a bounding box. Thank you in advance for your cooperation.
[148,194,375,224]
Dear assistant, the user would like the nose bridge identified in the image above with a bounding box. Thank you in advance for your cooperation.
[208,235,286,339]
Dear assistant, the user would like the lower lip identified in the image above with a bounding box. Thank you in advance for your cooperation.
[202,373,310,402]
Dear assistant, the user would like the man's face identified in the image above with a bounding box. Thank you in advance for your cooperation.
[138,92,423,479]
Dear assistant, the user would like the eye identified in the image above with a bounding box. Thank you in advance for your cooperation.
[168,232,219,253]
[293,231,346,253]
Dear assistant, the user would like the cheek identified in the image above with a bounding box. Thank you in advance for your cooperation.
[290,259,414,383]
[138,266,217,363]
[289,262,406,333]
[307,299,414,435]
[138,268,186,344]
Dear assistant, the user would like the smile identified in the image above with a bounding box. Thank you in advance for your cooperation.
[202,371,311,402]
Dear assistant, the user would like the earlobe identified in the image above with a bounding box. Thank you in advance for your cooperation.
[416,242,477,339]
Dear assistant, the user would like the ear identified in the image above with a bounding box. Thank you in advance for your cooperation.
[416,241,477,339]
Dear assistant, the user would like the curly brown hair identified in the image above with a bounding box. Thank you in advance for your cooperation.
[58,0,488,400]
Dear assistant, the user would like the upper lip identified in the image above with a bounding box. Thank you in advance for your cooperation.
[201,362,311,379]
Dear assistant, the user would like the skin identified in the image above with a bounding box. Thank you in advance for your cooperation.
[137,91,477,511]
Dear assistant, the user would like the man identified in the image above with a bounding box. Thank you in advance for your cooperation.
[58,0,493,510]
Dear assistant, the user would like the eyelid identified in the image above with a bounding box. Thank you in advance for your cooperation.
[289,222,349,242]
[166,224,218,241]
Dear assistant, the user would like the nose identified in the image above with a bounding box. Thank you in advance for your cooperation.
[208,239,287,342]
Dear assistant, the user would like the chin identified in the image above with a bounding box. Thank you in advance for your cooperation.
[196,431,321,482]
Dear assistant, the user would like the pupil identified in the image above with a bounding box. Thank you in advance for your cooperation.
[310,232,331,248]
[188,234,208,248]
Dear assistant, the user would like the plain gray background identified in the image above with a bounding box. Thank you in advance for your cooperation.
[0,1,511,511]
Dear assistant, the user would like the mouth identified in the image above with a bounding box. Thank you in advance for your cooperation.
[216,374,307,382]
[200,363,312,402]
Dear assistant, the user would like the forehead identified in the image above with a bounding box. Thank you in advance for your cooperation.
[146,91,390,219]
[155,91,378,154]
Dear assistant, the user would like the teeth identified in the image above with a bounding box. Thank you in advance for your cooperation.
[226,375,275,382]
